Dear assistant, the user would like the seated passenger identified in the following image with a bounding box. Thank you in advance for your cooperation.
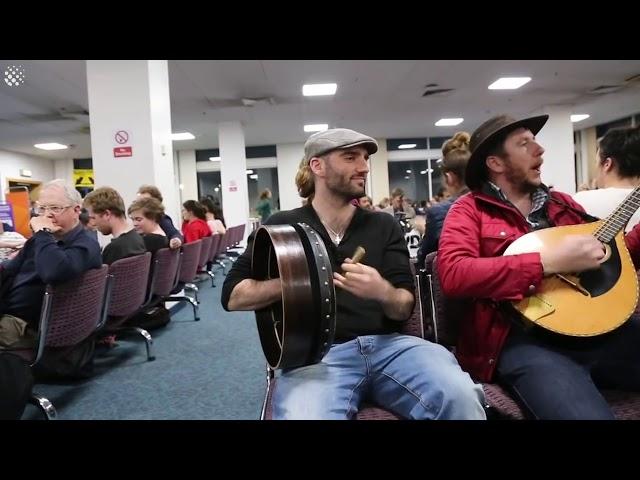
[222,128,486,420]
[128,197,169,254]
[416,132,471,267]
[181,200,212,243]
[200,197,226,235]
[137,185,183,249]
[83,187,146,265]
[574,125,640,231]
[0,179,101,350]
[437,113,640,419]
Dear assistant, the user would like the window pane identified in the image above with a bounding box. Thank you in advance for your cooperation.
[387,160,429,204]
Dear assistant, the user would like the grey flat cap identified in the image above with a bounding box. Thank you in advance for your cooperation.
[303,128,378,162]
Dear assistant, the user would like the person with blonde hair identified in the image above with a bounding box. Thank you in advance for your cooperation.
[128,197,169,254]
[256,188,273,223]
[137,185,183,249]
[416,131,471,265]
[222,128,485,420]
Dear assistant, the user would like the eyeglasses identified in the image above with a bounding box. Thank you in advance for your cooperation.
[36,205,73,215]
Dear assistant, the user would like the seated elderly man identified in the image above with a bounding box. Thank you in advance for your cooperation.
[0,179,102,350]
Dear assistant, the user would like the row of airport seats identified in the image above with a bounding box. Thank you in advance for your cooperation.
[18,224,246,419]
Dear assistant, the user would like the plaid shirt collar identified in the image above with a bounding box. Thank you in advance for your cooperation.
[483,182,550,229]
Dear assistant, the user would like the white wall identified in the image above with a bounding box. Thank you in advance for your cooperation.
[276,143,304,211]
[0,150,56,198]
[533,106,576,194]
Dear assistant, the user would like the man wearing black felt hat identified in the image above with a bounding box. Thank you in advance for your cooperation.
[437,113,640,419]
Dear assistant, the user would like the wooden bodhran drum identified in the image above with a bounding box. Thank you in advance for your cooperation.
[252,222,336,369]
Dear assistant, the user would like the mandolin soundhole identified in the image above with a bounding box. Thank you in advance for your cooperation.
[578,239,622,297]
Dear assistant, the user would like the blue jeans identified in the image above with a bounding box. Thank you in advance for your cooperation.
[272,333,486,420]
[497,314,640,420]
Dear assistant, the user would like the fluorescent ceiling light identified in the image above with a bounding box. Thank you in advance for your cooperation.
[398,144,417,149]
[435,118,464,127]
[303,83,337,96]
[571,114,590,123]
[209,156,220,161]
[171,132,195,141]
[304,124,328,132]
[34,142,68,150]
[488,77,531,90]
[246,169,254,175]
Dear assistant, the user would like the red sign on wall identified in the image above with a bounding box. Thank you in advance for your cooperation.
[113,146,133,157]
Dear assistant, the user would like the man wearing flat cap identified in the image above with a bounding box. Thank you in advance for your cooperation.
[437,114,640,419]
[222,128,486,419]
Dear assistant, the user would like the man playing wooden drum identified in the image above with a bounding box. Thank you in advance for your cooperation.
[222,128,486,420]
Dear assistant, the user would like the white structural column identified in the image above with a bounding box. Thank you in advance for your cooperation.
[368,138,390,205]
[177,149,198,204]
[533,106,576,194]
[86,60,179,221]
[53,158,74,186]
[219,121,249,231]
[276,143,304,211]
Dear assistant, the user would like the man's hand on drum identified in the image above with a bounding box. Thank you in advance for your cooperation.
[334,258,392,303]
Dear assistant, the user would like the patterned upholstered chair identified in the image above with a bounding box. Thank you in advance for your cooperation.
[423,251,640,420]
[205,234,222,287]
[24,265,110,420]
[164,241,201,321]
[101,253,155,361]
[261,272,426,420]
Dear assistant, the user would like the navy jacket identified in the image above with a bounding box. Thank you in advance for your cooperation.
[160,214,183,242]
[0,223,102,328]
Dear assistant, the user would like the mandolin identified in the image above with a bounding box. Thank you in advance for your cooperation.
[503,186,640,336]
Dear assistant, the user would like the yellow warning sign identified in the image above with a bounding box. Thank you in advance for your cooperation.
[73,169,94,188]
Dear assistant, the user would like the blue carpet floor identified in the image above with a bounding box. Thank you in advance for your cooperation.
[22,270,267,420]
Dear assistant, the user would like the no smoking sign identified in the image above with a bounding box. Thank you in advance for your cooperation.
[114,130,129,144]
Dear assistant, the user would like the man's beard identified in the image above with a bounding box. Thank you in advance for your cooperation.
[504,160,539,194]
[325,165,365,200]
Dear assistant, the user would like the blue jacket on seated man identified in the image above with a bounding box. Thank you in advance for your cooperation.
[0,180,102,349]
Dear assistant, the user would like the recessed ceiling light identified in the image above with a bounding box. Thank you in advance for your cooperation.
[34,143,68,150]
[302,83,337,96]
[571,114,590,123]
[171,132,195,141]
[406,169,412,174]
[398,144,417,149]
[246,169,254,175]
[488,77,531,90]
[209,156,220,161]
[250,174,259,180]
[435,118,464,127]
[420,170,427,175]
[304,124,328,132]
